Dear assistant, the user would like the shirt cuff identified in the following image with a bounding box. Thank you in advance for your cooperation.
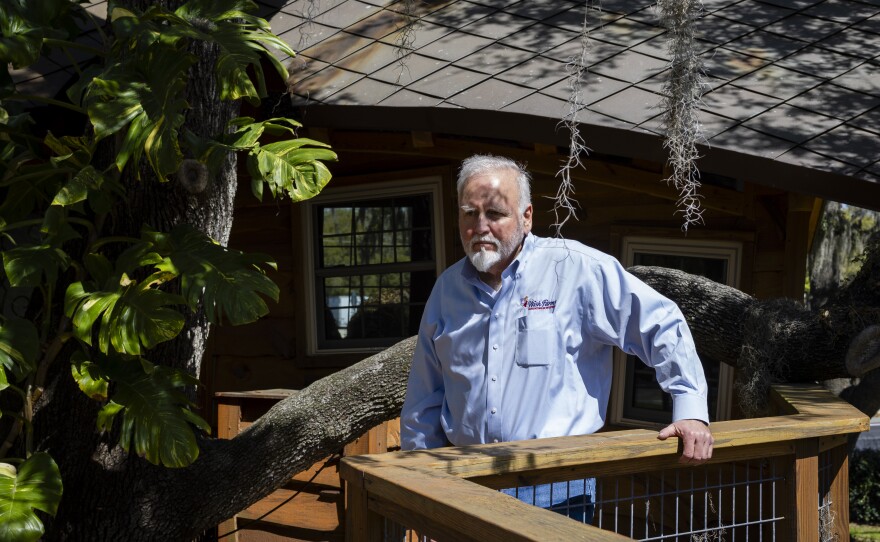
[671,393,710,425]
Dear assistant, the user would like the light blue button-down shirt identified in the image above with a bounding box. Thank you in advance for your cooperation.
[401,234,709,450]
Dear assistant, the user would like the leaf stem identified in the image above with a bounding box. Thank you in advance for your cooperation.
[0,218,47,233]
[43,38,106,58]
[35,330,72,394]
[1,385,27,402]
[88,236,143,252]
[1,167,80,186]
[24,383,34,457]
[0,419,23,459]
[68,217,97,239]
[5,94,85,114]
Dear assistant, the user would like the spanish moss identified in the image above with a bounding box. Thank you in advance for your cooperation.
[658,0,706,231]
[553,0,595,236]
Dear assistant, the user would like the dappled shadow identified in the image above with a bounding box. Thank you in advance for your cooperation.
[281,0,880,186]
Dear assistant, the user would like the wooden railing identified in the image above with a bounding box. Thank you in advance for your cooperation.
[340,384,869,541]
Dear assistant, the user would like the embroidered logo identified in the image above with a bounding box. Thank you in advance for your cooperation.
[521,296,556,310]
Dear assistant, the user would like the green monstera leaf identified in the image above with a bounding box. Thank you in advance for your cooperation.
[174,0,297,103]
[151,224,279,325]
[185,117,313,181]
[2,245,70,288]
[70,352,108,401]
[0,164,62,223]
[0,452,63,542]
[64,275,185,355]
[223,117,300,150]
[0,0,71,70]
[250,140,336,202]
[84,42,191,181]
[96,357,210,467]
[0,317,39,386]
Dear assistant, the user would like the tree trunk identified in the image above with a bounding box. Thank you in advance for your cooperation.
[630,261,880,415]
[39,0,242,536]
[628,266,873,381]
[49,338,415,540]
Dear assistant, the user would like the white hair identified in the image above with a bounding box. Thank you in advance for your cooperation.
[457,154,532,213]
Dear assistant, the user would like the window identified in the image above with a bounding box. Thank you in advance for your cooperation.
[305,178,443,353]
[611,237,741,426]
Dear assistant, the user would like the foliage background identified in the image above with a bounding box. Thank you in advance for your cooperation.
[851,449,880,525]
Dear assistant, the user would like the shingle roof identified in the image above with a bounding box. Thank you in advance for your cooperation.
[272,0,880,208]
[8,2,108,100]
[10,0,880,208]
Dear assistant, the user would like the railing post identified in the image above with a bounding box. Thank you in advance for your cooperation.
[216,397,242,542]
[345,476,383,542]
[825,442,850,542]
[788,438,819,542]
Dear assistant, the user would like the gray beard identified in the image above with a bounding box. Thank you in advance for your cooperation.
[468,247,502,272]
[464,223,524,273]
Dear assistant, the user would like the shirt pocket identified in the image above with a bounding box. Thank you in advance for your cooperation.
[515,311,563,367]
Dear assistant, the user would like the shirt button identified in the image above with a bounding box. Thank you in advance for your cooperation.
[491,407,497,414]
[492,344,498,350]
[491,376,497,382]
[493,439,499,443]
[494,313,499,319]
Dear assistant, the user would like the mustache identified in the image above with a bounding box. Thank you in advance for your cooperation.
[469,235,499,249]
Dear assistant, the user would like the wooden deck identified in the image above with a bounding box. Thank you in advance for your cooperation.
[215,390,401,542]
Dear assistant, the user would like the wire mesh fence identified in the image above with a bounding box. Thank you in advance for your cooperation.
[592,460,785,541]
[379,454,837,541]
[817,448,839,542]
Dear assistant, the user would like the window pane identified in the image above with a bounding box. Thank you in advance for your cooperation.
[323,247,350,268]
[410,229,432,261]
[396,231,412,263]
[315,192,436,349]
[318,269,433,345]
[624,354,720,423]
[316,195,433,270]
[383,207,394,231]
[322,208,351,235]
[633,253,727,284]
[355,207,381,233]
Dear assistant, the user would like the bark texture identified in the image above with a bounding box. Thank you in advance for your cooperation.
[48,338,415,540]
[630,259,880,416]
[629,265,879,381]
[39,0,243,537]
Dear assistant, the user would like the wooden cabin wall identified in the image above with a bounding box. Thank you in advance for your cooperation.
[199,135,817,426]
[525,170,813,304]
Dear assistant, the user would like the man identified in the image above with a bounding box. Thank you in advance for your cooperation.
[400,154,713,521]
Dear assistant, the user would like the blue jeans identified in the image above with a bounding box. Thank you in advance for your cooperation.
[501,478,596,524]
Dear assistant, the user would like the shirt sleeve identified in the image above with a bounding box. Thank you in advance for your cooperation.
[585,256,710,424]
[400,300,449,450]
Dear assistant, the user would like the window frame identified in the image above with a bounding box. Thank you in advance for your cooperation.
[303,176,445,355]
[609,236,742,428]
